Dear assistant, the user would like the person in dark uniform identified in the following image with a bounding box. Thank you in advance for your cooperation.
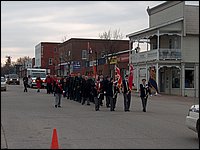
[107,78,114,111]
[74,73,82,103]
[88,76,95,104]
[139,79,150,112]
[66,76,70,99]
[23,75,28,92]
[53,80,63,108]
[104,76,111,108]
[92,81,99,111]
[69,76,75,100]
[122,75,131,112]
[81,76,91,105]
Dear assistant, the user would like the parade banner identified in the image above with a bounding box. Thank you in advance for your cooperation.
[93,65,97,78]
[115,65,122,88]
[128,64,134,90]
[148,66,158,93]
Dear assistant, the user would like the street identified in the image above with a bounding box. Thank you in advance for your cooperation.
[1,84,199,149]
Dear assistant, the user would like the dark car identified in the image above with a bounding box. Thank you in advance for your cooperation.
[6,74,20,85]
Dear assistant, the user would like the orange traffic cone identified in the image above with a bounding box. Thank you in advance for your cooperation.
[51,128,59,149]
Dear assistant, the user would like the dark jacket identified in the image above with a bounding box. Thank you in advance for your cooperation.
[106,81,113,97]
[83,79,92,98]
[140,84,149,98]
[23,76,28,84]
[54,82,63,94]
[122,79,130,94]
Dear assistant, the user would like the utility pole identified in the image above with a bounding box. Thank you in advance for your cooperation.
[95,51,98,78]
[60,57,61,77]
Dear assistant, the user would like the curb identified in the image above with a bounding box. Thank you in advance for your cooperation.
[1,124,8,149]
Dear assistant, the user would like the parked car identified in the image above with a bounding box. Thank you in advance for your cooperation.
[1,77,7,91]
[185,104,199,138]
[6,74,20,85]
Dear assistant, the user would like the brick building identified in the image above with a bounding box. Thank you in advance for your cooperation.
[35,42,61,75]
[58,38,129,77]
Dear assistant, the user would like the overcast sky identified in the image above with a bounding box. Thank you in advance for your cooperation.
[1,1,199,64]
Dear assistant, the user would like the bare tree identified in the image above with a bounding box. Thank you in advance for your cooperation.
[15,56,31,65]
[99,28,124,40]
[99,28,124,76]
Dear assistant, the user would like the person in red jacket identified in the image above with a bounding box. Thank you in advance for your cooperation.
[45,74,51,94]
[36,76,42,92]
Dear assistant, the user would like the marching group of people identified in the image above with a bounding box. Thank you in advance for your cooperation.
[23,72,152,112]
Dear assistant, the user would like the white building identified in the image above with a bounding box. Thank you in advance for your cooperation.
[127,1,199,97]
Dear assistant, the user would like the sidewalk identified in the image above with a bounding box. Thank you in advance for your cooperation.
[1,124,8,149]
[130,90,199,102]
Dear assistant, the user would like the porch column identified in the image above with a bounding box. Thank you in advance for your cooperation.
[156,63,159,92]
[146,63,148,81]
[157,30,160,60]
[129,40,132,64]
[136,65,139,92]
[195,64,199,97]
[181,63,185,96]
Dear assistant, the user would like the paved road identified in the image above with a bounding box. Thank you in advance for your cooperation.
[1,84,199,149]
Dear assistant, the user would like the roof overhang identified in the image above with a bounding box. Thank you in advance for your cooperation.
[126,17,183,40]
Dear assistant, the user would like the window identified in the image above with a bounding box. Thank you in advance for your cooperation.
[54,48,57,52]
[82,50,88,59]
[185,69,194,88]
[172,68,180,88]
[152,43,157,49]
[169,39,173,49]
[49,58,52,65]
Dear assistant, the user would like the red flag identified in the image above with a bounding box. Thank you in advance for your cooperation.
[88,42,92,54]
[93,65,96,77]
[128,64,134,90]
[115,65,122,88]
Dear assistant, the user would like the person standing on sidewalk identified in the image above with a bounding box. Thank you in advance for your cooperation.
[45,74,51,94]
[139,79,150,112]
[23,75,28,92]
[36,75,42,92]
[122,75,132,112]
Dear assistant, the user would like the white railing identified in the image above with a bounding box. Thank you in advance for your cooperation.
[159,48,181,60]
[131,49,181,63]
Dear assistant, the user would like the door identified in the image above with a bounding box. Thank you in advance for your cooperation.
[160,68,165,92]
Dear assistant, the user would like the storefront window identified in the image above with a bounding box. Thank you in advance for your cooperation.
[172,68,180,88]
[185,70,194,88]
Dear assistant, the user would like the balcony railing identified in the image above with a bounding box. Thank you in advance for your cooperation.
[131,48,181,63]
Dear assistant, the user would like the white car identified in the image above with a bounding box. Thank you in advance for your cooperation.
[185,104,199,138]
[1,77,7,91]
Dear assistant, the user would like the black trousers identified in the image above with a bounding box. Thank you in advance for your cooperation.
[24,83,28,92]
[94,97,100,110]
[109,96,115,111]
[106,96,110,107]
[123,93,131,111]
[141,96,148,111]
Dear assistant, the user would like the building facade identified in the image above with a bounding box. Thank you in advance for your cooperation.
[58,38,129,77]
[127,1,199,97]
[35,42,61,75]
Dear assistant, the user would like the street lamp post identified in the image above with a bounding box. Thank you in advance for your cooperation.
[95,51,98,77]
[60,57,61,77]
[68,62,70,76]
